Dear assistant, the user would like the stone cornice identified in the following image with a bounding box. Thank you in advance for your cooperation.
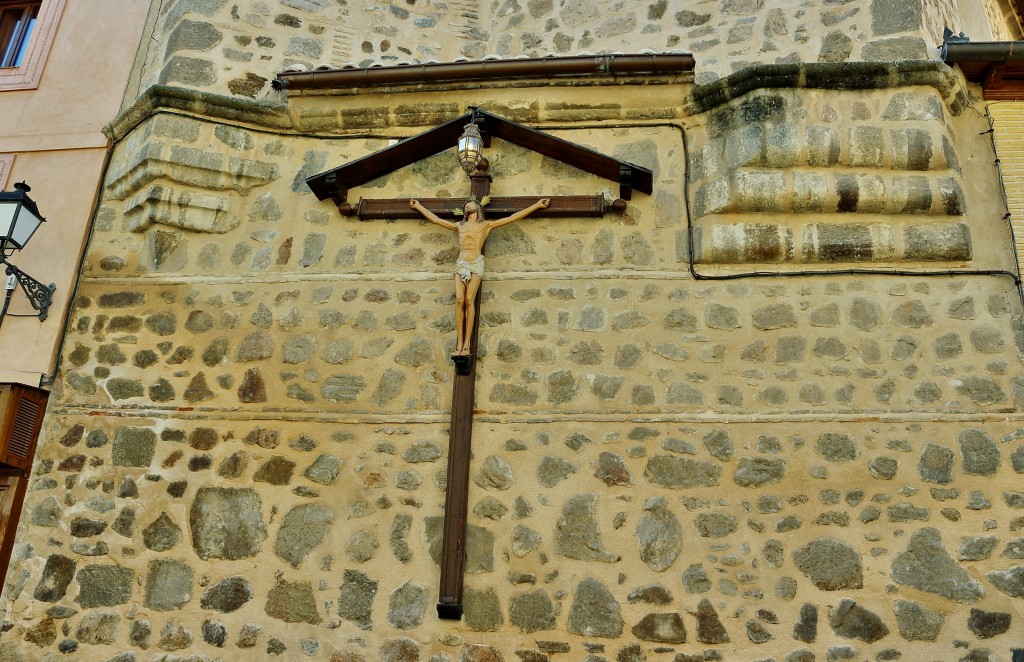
[105,85,291,143]
[108,62,974,145]
[684,60,972,116]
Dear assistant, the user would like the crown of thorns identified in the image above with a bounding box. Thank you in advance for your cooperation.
[452,195,490,216]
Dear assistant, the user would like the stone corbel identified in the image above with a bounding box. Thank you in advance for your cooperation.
[125,185,236,234]
[105,141,279,217]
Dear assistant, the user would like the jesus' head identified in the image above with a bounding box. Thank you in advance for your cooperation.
[462,200,483,222]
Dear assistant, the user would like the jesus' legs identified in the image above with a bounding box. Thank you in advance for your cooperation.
[462,274,482,355]
[454,276,467,354]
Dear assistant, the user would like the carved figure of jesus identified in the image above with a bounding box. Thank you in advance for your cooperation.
[410,197,550,356]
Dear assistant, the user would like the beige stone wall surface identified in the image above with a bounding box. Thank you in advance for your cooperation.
[4,1,1024,661]
[975,0,1024,39]
[4,75,1024,659]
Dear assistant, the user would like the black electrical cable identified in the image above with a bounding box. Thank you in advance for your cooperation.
[524,118,1022,307]
[58,102,1019,392]
[677,125,1024,309]
[0,286,13,332]
[120,74,1023,300]
[981,101,1024,308]
[37,106,390,389]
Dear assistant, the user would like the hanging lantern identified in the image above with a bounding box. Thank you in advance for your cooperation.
[457,122,483,175]
[0,182,45,258]
[0,181,55,323]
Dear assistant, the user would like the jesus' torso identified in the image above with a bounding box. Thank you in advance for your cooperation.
[456,219,491,261]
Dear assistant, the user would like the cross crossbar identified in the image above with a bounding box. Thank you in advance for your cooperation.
[345,195,620,220]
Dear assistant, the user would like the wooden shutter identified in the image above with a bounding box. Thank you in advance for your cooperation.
[0,384,47,472]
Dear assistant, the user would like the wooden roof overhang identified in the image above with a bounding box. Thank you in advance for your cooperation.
[305,109,655,207]
[943,39,1024,100]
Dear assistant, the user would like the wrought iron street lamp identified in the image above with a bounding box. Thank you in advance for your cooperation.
[0,182,55,324]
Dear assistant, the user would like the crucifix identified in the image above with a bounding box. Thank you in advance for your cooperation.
[409,195,551,358]
[306,109,652,620]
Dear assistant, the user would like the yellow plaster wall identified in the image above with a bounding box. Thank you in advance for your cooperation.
[0,0,150,386]
[988,102,1024,272]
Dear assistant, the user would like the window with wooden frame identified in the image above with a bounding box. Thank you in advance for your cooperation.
[0,3,39,68]
[0,154,13,188]
[0,0,62,91]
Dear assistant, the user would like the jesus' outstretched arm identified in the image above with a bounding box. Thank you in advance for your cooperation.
[410,199,459,231]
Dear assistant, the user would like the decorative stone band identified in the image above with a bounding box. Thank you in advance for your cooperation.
[104,85,291,144]
[692,221,972,264]
[689,122,959,183]
[124,185,234,237]
[102,110,282,236]
[694,171,964,218]
[681,62,983,266]
[105,62,970,142]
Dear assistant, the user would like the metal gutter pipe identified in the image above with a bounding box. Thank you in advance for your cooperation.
[273,53,695,91]
[941,40,1024,63]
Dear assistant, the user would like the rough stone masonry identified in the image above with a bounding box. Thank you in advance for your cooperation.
[2,1,1024,661]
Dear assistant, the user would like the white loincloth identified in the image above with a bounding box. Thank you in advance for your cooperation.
[454,256,484,282]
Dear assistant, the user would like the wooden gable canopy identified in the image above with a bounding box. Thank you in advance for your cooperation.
[305,109,654,205]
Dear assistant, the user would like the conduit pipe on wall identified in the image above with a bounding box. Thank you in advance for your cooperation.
[273,53,695,91]
[271,51,1023,304]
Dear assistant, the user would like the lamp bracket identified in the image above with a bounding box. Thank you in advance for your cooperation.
[468,109,490,148]
[4,262,55,321]
[323,174,345,205]
[619,165,633,201]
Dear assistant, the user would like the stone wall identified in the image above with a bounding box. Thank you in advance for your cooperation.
[4,75,1024,660]
[137,0,974,99]
[975,0,1024,39]
[3,1,1024,661]
[10,388,1024,661]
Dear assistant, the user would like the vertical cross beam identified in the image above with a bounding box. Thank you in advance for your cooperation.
[437,172,491,619]
[435,283,481,619]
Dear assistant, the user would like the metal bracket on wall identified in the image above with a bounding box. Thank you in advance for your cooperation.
[3,262,55,321]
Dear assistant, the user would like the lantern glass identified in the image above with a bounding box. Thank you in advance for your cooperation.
[457,123,483,174]
[10,204,42,249]
[0,183,44,255]
[0,202,17,249]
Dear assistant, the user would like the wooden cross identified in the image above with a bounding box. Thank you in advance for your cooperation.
[305,109,652,620]
[348,173,624,619]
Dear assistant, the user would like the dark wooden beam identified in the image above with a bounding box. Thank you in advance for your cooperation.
[306,109,654,205]
[479,110,653,199]
[306,113,472,201]
[436,291,479,620]
[349,195,617,220]
[985,64,1006,90]
[437,172,491,620]
[275,53,695,91]
[980,80,1024,99]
